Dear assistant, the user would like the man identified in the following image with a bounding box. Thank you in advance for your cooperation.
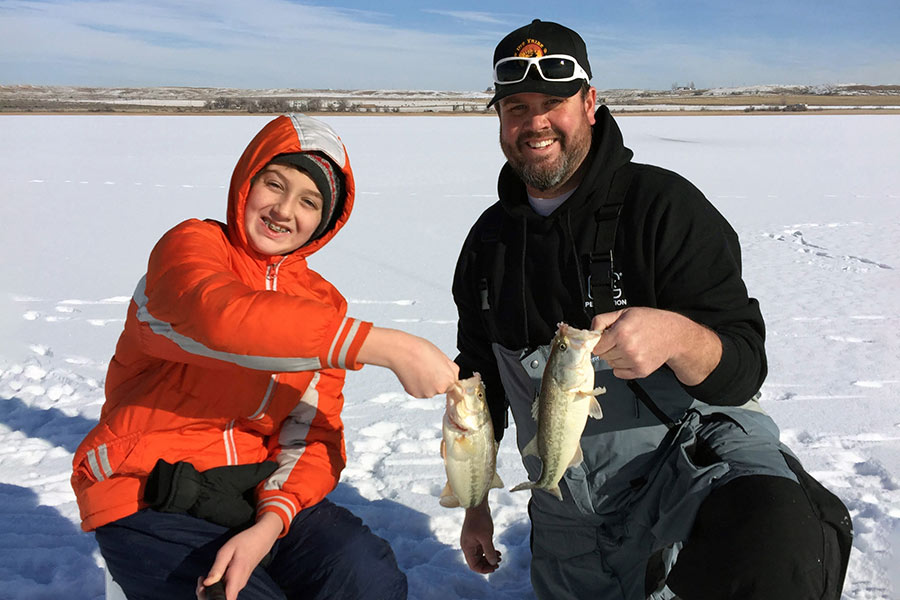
[452,19,852,600]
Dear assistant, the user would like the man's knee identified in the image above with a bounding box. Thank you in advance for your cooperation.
[667,475,838,600]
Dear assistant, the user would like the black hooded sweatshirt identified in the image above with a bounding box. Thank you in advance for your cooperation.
[453,106,766,437]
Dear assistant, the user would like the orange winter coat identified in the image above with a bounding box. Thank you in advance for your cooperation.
[71,114,371,536]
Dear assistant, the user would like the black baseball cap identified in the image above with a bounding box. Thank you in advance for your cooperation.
[488,19,592,108]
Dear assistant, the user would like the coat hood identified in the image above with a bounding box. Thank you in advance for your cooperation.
[226,114,355,264]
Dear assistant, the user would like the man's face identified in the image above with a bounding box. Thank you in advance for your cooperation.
[498,88,597,197]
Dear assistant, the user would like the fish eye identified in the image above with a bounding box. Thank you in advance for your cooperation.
[558,342,567,351]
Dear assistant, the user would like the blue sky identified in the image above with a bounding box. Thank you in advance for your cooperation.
[1,0,898,90]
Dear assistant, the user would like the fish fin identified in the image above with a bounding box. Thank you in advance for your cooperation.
[521,435,539,458]
[530,396,540,422]
[439,482,460,508]
[588,396,604,420]
[567,444,584,469]
[573,385,606,397]
[547,485,564,501]
[491,472,504,489]
[510,481,536,493]
[440,439,446,459]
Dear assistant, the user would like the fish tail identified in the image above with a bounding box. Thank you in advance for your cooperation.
[510,481,536,493]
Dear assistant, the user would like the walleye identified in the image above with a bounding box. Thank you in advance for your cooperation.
[440,373,504,508]
[511,323,606,501]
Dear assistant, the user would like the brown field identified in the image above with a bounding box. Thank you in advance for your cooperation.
[2,84,900,116]
[4,107,900,117]
[626,94,900,107]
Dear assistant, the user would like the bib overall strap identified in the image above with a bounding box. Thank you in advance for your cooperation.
[475,208,505,342]
[586,164,632,314]
[589,163,677,431]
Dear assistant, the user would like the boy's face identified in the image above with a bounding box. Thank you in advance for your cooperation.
[244,163,324,256]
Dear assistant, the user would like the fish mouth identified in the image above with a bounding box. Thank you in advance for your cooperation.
[447,412,470,433]
[557,322,603,345]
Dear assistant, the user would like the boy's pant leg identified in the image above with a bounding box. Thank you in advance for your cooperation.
[97,500,405,600]
[268,498,407,600]
[95,509,285,600]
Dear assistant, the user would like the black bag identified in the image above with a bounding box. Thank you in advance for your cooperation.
[781,452,853,598]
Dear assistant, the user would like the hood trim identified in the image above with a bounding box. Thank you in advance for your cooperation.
[288,114,347,170]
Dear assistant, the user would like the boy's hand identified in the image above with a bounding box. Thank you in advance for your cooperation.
[358,327,459,397]
[198,512,282,600]
[391,333,459,398]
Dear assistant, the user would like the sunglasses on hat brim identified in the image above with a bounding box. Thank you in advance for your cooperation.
[493,54,590,85]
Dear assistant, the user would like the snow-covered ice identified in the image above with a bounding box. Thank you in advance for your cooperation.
[1,113,898,599]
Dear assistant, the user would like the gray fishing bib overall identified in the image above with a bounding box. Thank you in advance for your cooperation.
[493,342,799,600]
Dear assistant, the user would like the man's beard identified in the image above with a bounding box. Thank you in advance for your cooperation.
[500,121,592,192]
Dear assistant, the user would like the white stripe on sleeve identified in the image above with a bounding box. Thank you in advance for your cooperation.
[133,276,323,372]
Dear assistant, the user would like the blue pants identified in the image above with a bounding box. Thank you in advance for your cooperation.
[95,499,407,600]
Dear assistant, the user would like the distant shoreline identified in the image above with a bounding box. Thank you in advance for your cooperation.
[2,108,899,117]
[3,83,899,116]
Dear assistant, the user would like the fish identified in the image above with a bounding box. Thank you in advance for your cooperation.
[439,373,504,508]
[511,323,606,501]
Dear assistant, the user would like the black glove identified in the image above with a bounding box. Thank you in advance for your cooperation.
[144,458,278,529]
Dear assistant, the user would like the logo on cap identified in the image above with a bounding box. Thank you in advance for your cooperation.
[515,39,546,58]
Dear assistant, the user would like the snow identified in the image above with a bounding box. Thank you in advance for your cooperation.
[1,113,898,599]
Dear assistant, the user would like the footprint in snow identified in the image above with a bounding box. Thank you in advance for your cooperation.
[826,335,873,344]
[28,345,52,357]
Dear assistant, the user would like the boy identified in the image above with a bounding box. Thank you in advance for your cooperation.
[72,114,458,600]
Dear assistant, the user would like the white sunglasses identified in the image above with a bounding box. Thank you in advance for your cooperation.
[493,54,590,85]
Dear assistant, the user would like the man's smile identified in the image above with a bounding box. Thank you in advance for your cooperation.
[526,138,557,150]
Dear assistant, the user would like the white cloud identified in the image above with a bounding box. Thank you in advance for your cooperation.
[422,10,506,25]
[0,0,496,89]
[1,0,896,89]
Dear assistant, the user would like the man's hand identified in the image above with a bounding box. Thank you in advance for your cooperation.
[197,512,282,600]
[461,500,502,574]
[591,307,722,386]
